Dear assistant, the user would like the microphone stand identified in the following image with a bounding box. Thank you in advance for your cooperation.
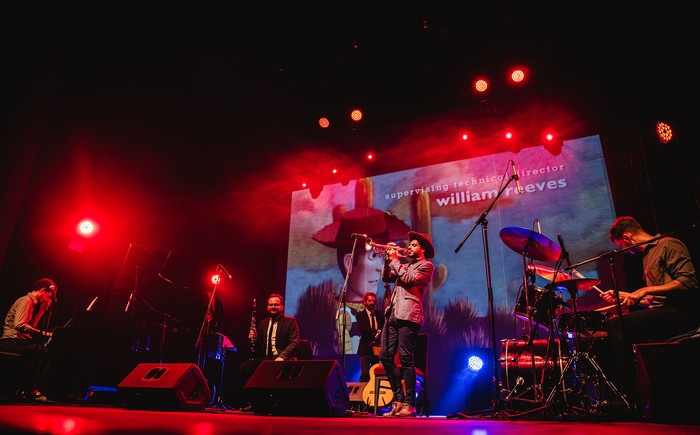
[335,236,363,373]
[455,169,520,419]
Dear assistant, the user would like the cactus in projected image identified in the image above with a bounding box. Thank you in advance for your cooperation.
[409,189,449,341]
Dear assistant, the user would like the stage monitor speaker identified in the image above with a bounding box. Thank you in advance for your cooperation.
[117,363,211,411]
[634,341,700,424]
[244,360,349,416]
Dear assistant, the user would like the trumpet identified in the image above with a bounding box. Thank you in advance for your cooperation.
[365,238,408,257]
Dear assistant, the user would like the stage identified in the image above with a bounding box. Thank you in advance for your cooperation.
[1,403,699,435]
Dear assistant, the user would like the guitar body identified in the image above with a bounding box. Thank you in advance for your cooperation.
[362,363,394,407]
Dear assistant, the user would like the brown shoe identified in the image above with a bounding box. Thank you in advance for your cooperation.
[382,401,403,417]
[395,403,416,417]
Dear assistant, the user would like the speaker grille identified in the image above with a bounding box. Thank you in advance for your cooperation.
[118,363,211,411]
[244,360,349,416]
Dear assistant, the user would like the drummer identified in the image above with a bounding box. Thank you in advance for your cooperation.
[600,216,700,411]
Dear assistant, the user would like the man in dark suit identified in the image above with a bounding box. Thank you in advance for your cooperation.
[356,292,384,382]
[240,293,300,385]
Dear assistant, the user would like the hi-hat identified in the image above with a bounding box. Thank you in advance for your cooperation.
[549,278,601,292]
[499,226,561,262]
[527,264,576,282]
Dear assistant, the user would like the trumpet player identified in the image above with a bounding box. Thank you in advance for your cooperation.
[379,231,435,417]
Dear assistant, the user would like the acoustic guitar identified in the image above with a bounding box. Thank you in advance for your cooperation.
[362,363,403,407]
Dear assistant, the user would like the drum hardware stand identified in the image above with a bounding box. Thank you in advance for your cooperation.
[540,280,628,417]
[502,255,547,411]
[512,237,629,419]
[504,269,568,414]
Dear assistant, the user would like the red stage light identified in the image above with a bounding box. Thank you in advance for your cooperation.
[350,109,363,122]
[508,66,528,86]
[474,79,488,93]
[76,219,99,238]
[656,121,673,144]
[318,117,330,128]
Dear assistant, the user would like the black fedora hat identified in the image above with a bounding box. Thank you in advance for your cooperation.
[407,231,435,259]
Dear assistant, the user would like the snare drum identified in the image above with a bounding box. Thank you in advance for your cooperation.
[513,285,566,330]
[556,310,609,339]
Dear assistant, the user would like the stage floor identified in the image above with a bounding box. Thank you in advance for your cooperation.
[1,403,699,435]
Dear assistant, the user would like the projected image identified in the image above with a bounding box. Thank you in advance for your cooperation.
[286,135,616,364]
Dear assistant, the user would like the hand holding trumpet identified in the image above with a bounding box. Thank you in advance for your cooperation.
[365,238,408,258]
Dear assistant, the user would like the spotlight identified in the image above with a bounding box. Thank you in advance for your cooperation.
[656,121,673,144]
[467,355,485,372]
[76,219,99,238]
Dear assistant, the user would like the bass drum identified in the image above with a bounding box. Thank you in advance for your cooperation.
[500,338,568,395]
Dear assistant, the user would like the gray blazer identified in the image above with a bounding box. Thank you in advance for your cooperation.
[382,258,434,325]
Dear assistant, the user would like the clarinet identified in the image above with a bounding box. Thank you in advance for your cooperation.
[249,298,257,355]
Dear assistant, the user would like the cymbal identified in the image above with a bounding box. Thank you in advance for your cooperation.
[527,264,576,282]
[549,278,601,292]
[499,226,561,262]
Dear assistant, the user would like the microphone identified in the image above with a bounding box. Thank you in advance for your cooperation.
[557,234,571,266]
[48,284,58,302]
[218,264,233,280]
[536,218,542,234]
[351,233,368,239]
[511,160,524,194]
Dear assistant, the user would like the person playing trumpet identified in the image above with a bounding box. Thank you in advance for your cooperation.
[379,231,435,418]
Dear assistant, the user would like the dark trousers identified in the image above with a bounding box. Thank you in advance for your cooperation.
[606,305,699,403]
[379,312,420,406]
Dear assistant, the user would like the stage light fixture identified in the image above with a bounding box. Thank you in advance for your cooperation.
[508,66,528,85]
[76,219,99,238]
[656,121,673,144]
[318,117,330,128]
[467,355,484,372]
[474,79,488,93]
[350,109,363,122]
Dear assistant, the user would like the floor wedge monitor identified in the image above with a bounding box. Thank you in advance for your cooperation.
[244,360,349,416]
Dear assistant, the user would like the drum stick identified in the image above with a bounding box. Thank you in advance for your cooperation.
[570,269,604,294]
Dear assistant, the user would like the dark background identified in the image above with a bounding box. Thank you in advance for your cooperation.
[1,2,698,410]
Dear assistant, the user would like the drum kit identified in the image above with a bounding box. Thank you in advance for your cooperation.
[497,226,629,417]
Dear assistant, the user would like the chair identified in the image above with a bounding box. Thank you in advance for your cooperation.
[372,332,429,416]
[0,351,27,401]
